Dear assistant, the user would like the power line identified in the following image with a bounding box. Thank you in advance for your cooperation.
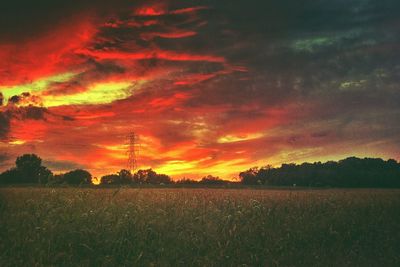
[126,131,140,173]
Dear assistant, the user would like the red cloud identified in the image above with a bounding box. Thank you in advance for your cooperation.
[141,31,197,40]
[0,18,96,86]
[149,92,190,108]
[134,3,168,16]
[174,73,223,85]
[170,6,209,15]
[134,4,208,17]
[77,49,225,63]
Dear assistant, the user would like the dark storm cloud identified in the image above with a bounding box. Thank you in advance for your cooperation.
[0,0,135,42]
[0,0,84,41]
[170,0,400,86]
[168,0,400,122]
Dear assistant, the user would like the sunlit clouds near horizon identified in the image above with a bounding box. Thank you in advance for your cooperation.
[1,0,399,179]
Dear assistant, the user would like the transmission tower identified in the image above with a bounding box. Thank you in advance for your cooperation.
[126,132,140,173]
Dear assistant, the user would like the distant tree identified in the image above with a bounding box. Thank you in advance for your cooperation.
[238,157,400,188]
[256,165,272,185]
[155,174,172,184]
[99,169,132,185]
[37,166,53,184]
[133,169,151,183]
[118,169,132,184]
[64,169,92,185]
[0,168,19,184]
[199,175,226,185]
[176,178,198,185]
[15,154,46,183]
[16,154,41,172]
[48,174,65,185]
[133,168,172,184]
[239,167,259,185]
[0,154,52,184]
[143,169,158,184]
[100,174,120,185]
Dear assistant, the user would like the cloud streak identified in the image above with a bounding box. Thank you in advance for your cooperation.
[1,0,399,179]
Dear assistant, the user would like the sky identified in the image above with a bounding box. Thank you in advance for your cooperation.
[0,0,399,180]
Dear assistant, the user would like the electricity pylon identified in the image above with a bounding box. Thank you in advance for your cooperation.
[126,132,139,173]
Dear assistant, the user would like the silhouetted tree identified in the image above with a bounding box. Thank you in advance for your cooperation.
[100,174,120,185]
[176,178,197,185]
[118,169,132,184]
[0,154,52,184]
[37,166,53,184]
[239,167,259,185]
[16,154,49,183]
[48,174,65,185]
[64,169,92,185]
[155,174,172,184]
[100,169,132,185]
[239,157,400,188]
[199,175,227,185]
[133,169,150,183]
[256,165,272,185]
[133,168,172,184]
[0,168,19,184]
[16,154,41,172]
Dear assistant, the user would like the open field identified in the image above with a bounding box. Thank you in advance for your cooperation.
[1,188,399,266]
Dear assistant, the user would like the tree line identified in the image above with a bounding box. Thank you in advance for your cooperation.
[0,154,92,185]
[239,157,400,188]
[0,154,174,186]
[0,154,399,188]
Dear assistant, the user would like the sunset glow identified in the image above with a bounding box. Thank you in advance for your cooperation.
[1,0,399,180]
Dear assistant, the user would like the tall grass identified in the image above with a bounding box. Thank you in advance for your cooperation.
[0,188,399,266]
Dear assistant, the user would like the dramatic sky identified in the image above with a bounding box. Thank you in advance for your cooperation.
[1,0,399,180]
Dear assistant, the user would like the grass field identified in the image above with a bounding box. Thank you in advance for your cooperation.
[0,188,399,266]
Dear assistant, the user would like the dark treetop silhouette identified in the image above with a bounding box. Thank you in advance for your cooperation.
[1,154,399,188]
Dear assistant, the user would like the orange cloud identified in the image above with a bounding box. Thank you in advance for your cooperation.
[134,4,208,17]
[170,6,209,15]
[135,3,168,16]
[141,31,197,40]
[77,49,225,63]
[0,17,96,86]
[2,1,398,181]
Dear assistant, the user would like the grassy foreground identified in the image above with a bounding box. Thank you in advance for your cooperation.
[0,188,399,266]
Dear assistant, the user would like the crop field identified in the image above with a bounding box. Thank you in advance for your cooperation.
[0,188,399,266]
